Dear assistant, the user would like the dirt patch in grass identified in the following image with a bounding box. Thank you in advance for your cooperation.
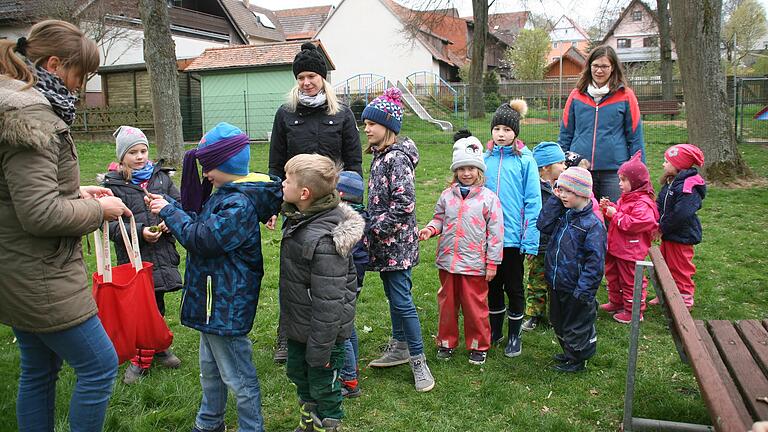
[709,175,768,189]
[523,118,555,125]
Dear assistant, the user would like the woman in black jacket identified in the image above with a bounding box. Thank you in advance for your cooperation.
[269,42,363,363]
[268,42,362,181]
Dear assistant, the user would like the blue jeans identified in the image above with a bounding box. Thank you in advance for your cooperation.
[380,269,424,356]
[341,267,365,381]
[592,169,621,203]
[196,333,264,432]
[13,315,118,432]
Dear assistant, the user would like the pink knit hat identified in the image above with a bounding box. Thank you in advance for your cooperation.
[665,144,705,170]
[618,151,652,193]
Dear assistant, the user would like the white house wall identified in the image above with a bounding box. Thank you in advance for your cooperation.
[316,0,438,86]
[87,27,227,92]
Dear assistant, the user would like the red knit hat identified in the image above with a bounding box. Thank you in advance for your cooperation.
[665,144,705,170]
[618,150,652,193]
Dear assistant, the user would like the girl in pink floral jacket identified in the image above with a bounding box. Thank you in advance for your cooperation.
[419,132,504,365]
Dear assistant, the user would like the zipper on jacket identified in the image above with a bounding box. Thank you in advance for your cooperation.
[660,185,671,224]
[450,198,465,273]
[206,275,213,325]
[552,210,570,291]
[496,149,503,193]
[591,105,599,168]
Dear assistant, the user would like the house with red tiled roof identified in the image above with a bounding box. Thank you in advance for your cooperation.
[274,6,333,41]
[183,41,335,140]
[485,11,532,46]
[315,0,509,85]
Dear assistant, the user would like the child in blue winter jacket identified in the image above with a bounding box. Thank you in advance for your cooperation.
[537,167,606,373]
[148,122,282,432]
[651,144,707,310]
[484,99,542,358]
[335,170,369,398]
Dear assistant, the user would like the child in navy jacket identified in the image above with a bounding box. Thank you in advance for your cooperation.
[652,144,706,310]
[537,167,606,373]
[149,123,282,432]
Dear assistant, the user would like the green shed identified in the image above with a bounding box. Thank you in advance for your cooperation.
[184,40,335,140]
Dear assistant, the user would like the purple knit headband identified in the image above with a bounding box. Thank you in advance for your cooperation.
[181,133,249,213]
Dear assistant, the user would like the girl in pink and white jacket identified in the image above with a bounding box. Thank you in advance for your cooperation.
[419,132,504,365]
[599,151,659,324]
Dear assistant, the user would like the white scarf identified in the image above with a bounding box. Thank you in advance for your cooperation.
[298,90,327,108]
[587,83,610,103]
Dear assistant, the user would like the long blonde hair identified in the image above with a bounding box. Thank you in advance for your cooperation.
[285,78,340,115]
[0,20,98,87]
[365,129,397,154]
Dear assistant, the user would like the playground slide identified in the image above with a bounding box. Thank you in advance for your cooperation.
[396,81,453,132]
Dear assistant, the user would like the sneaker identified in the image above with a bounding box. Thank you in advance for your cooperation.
[191,423,225,432]
[468,350,487,365]
[613,311,642,324]
[368,338,410,367]
[599,302,623,314]
[340,379,362,398]
[648,297,660,306]
[409,353,435,392]
[154,350,181,369]
[522,316,540,332]
[122,363,148,385]
[274,335,288,364]
[552,360,586,373]
[436,347,454,361]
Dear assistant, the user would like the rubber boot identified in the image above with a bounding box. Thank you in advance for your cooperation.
[489,310,506,345]
[504,314,523,358]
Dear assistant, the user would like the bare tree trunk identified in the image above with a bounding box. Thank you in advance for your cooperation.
[469,0,488,119]
[138,0,184,167]
[656,0,674,100]
[669,0,751,181]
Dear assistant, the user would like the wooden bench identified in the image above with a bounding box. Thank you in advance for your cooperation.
[622,246,768,432]
[638,99,680,118]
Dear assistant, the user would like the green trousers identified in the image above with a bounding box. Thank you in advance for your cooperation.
[286,339,346,420]
[525,254,549,318]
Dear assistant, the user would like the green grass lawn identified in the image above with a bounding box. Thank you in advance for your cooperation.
[0,137,766,431]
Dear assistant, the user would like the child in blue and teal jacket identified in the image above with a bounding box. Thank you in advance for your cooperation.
[148,122,282,432]
[484,99,542,359]
[537,167,606,373]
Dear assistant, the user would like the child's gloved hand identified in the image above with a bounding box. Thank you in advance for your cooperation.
[145,193,169,215]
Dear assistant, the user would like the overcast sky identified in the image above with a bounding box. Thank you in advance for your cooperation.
[253,0,768,31]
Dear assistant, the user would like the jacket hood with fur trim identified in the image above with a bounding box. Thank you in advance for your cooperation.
[0,76,66,155]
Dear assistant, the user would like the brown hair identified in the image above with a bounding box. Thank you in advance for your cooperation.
[284,153,341,198]
[0,20,99,87]
[575,45,628,94]
[364,128,397,154]
[120,165,133,182]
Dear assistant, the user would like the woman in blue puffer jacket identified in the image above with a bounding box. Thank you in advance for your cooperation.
[559,45,645,202]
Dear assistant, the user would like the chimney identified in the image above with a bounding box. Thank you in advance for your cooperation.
[242,0,250,9]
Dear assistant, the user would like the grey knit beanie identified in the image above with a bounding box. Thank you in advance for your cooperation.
[114,126,149,161]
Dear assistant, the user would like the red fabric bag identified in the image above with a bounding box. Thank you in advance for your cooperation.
[92,216,173,364]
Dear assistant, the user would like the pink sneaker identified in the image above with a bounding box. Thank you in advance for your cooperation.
[613,311,643,324]
[599,302,623,314]
[648,297,660,306]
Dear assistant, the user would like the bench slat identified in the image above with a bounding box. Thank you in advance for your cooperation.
[695,320,754,423]
[737,320,768,377]
[649,247,751,432]
[709,320,768,422]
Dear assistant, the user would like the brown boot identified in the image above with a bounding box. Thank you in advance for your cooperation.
[311,413,342,432]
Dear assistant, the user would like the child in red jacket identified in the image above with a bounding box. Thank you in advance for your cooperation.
[599,151,659,323]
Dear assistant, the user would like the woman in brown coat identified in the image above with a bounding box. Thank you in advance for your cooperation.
[0,20,129,431]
